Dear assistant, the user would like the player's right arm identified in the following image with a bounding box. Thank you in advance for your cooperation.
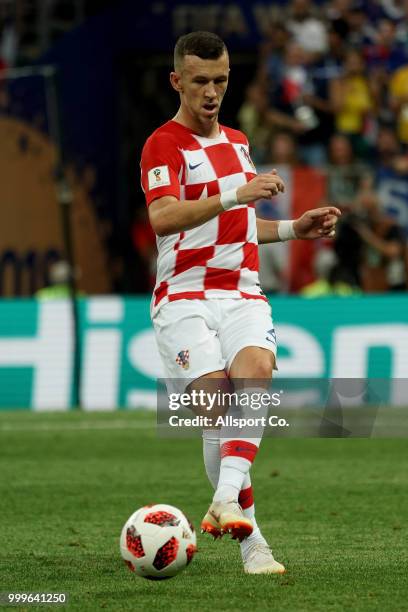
[148,173,283,237]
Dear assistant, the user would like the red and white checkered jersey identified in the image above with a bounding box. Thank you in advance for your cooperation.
[140,120,266,316]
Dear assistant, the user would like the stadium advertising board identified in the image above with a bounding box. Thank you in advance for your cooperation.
[0,295,407,410]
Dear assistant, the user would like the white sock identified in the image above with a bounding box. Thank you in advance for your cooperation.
[202,429,220,489]
[213,388,266,503]
[238,478,267,555]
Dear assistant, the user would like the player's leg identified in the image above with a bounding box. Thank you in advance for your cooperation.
[212,299,277,514]
[227,347,285,573]
[187,372,254,539]
[208,299,285,572]
[202,426,261,541]
[205,347,274,539]
[201,300,277,540]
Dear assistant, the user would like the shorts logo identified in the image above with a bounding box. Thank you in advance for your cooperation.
[176,349,190,370]
[266,328,276,344]
[148,165,171,189]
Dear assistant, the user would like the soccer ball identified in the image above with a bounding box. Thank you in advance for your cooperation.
[120,504,197,580]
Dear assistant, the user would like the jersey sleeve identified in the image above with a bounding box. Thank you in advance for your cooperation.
[140,132,184,206]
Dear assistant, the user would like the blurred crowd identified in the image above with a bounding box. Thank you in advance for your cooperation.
[2,0,408,296]
[239,0,408,295]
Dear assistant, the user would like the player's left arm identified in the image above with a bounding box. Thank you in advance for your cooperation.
[256,206,341,244]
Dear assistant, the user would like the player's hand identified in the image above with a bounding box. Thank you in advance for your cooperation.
[237,170,285,204]
[293,206,341,240]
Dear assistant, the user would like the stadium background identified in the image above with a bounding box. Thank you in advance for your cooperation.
[0,0,407,408]
[1,3,407,611]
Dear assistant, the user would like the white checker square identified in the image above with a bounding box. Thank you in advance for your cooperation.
[211,244,244,270]
[182,149,217,184]
[246,208,258,242]
[238,268,259,292]
[218,172,248,194]
[179,217,219,248]
[168,266,205,292]
[193,130,229,148]
[156,237,177,278]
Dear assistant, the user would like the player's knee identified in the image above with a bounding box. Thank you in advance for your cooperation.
[244,355,274,381]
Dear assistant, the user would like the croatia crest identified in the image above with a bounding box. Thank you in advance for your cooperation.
[176,350,190,370]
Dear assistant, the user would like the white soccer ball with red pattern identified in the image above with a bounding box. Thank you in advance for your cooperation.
[120,504,197,579]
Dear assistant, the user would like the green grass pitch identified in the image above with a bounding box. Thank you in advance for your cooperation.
[1,410,407,611]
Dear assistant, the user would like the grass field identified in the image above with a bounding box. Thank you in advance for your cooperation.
[1,410,407,612]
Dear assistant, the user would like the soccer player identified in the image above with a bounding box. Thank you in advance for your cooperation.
[141,31,339,574]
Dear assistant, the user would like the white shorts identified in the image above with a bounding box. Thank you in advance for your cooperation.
[153,298,277,384]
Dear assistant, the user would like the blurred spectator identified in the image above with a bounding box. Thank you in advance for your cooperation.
[365,19,408,127]
[353,190,407,292]
[342,3,376,48]
[364,19,407,74]
[326,133,371,207]
[258,20,290,87]
[300,248,359,296]
[237,82,272,164]
[389,62,408,146]
[286,0,328,56]
[303,24,345,143]
[264,41,328,166]
[374,125,402,168]
[374,126,408,236]
[378,0,407,23]
[0,2,18,68]
[330,49,375,158]
[268,131,299,166]
[265,41,312,133]
[333,207,365,288]
[257,132,300,294]
[325,0,353,23]
[36,261,83,300]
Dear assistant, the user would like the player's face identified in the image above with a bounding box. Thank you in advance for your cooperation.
[172,52,230,129]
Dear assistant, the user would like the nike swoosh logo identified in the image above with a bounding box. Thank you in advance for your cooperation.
[188,162,204,170]
[235,446,257,454]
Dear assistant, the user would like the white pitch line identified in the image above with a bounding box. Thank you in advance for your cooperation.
[0,420,156,433]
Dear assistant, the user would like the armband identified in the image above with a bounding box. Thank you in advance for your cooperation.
[220,188,239,210]
[277,220,297,241]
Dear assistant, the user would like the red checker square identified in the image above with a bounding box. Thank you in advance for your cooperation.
[206,180,221,197]
[184,180,219,199]
[184,140,202,151]
[245,171,256,182]
[175,246,215,276]
[205,144,242,178]
[184,183,208,201]
[242,243,259,271]
[204,267,240,291]
[217,208,248,245]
